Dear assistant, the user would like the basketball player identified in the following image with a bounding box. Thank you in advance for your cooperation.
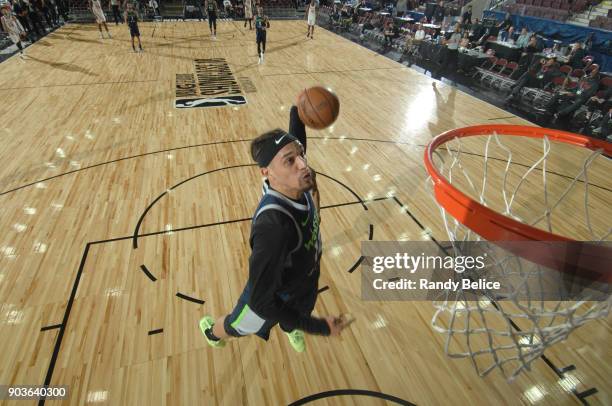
[1,4,27,59]
[204,0,218,39]
[199,127,351,353]
[305,0,317,39]
[109,0,121,25]
[90,0,111,39]
[254,6,269,64]
[125,2,142,52]
[243,0,253,29]
[262,105,319,211]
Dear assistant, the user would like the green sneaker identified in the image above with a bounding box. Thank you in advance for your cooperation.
[285,329,305,353]
[199,316,225,348]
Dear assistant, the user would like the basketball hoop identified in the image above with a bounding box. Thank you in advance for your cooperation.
[423,125,612,380]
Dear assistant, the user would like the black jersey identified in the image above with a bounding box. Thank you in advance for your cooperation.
[247,187,327,334]
[255,15,269,32]
[126,10,138,26]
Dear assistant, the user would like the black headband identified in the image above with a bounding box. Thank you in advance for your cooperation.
[255,131,299,167]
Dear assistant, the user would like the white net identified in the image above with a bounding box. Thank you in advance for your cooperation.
[427,131,612,380]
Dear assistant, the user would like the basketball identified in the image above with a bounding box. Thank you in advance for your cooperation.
[296,86,340,130]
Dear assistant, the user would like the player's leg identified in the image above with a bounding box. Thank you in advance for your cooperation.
[257,35,262,63]
[261,30,266,60]
[200,284,276,347]
[278,279,319,353]
[16,40,25,57]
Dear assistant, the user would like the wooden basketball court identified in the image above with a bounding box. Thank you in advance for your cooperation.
[0,20,610,405]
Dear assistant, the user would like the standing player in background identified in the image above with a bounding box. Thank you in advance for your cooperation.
[204,0,218,39]
[125,2,143,52]
[305,0,316,39]
[255,6,269,64]
[90,0,111,38]
[1,4,27,58]
[243,0,253,29]
[109,0,121,25]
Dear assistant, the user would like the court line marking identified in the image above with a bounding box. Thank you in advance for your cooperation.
[3,137,610,197]
[39,195,387,405]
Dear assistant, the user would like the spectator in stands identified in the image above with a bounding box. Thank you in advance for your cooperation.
[552,43,561,54]
[383,19,394,46]
[47,0,58,26]
[433,0,444,24]
[469,18,484,42]
[498,12,512,31]
[475,25,491,47]
[585,32,594,52]
[434,24,461,78]
[368,11,380,29]
[223,0,233,17]
[515,27,530,48]
[548,64,601,123]
[575,86,612,134]
[505,56,561,103]
[414,22,425,40]
[399,27,416,63]
[459,32,470,48]
[587,86,612,115]
[526,35,539,52]
[533,32,546,50]
[461,5,471,25]
[585,106,612,140]
[505,26,515,43]
[396,0,407,16]
[149,0,160,16]
[11,0,33,40]
[1,3,27,57]
[595,108,612,140]
[27,0,46,37]
[517,35,539,67]
[568,42,586,69]
[331,2,340,21]
[358,11,371,33]
[54,0,68,22]
[36,0,52,28]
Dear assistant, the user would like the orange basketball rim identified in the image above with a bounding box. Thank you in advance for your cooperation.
[424,124,612,283]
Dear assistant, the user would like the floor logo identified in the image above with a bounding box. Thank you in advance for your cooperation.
[175,58,247,109]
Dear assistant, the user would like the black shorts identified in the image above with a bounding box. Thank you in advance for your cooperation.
[129,24,140,37]
[224,281,319,341]
[256,30,266,43]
